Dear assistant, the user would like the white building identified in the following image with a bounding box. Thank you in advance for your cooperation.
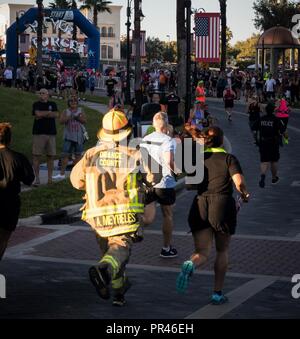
[0,2,122,62]
[0,2,34,50]
[80,6,122,62]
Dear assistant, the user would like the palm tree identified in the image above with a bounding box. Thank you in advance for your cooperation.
[176,0,186,110]
[71,0,78,40]
[219,0,227,71]
[49,0,71,8]
[80,0,112,27]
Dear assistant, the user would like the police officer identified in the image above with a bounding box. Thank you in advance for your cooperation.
[258,102,282,188]
[71,108,161,307]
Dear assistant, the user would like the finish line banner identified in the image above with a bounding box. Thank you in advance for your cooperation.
[194,12,220,63]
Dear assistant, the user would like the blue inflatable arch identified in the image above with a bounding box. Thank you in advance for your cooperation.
[6,8,100,70]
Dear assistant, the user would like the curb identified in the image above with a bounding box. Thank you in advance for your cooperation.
[18,203,82,227]
[18,180,187,227]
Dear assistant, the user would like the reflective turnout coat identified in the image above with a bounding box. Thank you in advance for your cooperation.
[71,143,161,237]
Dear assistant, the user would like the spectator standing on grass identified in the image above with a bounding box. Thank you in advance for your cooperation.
[4,67,13,88]
[53,98,87,180]
[0,123,35,260]
[32,89,59,186]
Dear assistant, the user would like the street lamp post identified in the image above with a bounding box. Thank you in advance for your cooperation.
[125,0,133,104]
[36,0,44,78]
[185,0,192,122]
[134,0,144,111]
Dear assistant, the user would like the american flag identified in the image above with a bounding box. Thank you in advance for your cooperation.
[132,30,146,58]
[194,13,220,63]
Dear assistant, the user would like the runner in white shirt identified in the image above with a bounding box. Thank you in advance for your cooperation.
[265,75,277,99]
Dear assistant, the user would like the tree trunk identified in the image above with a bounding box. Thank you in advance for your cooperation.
[177,0,187,115]
[72,0,77,41]
[220,0,227,71]
[93,6,98,27]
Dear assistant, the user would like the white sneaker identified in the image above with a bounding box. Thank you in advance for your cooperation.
[52,174,66,180]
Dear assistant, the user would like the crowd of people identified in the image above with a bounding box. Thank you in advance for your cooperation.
[0,64,100,100]
[0,58,294,310]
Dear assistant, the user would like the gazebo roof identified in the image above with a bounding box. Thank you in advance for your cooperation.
[257,26,300,49]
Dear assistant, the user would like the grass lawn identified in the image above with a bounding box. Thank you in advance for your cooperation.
[0,87,103,159]
[0,87,103,218]
[20,179,84,218]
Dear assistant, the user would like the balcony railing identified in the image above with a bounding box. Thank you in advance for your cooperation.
[101,32,116,38]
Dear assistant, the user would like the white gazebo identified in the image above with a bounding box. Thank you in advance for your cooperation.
[256,26,300,74]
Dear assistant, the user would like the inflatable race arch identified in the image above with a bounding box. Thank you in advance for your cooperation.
[6,8,100,70]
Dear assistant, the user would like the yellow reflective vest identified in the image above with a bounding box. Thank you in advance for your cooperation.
[71,143,161,237]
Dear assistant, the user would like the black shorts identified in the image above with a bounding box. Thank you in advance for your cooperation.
[225,100,234,108]
[188,195,237,235]
[145,188,176,206]
[259,143,280,163]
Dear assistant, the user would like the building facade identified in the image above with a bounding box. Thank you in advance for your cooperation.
[0,2,122,62]
[80,6,122,62]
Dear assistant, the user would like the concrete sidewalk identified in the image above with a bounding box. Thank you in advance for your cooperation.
[21,160,71,193]
[80,100,108,114]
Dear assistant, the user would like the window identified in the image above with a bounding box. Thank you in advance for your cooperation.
[101,45,114,59]
[101,45,107,59]
[101,27,107,37]
[108,27,114,37]
[108,46,113,59]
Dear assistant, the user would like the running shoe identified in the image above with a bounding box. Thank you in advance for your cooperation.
[160,247,178,258]
[176,260,194,294]
[272,177,280,185]
[112,278,132,307]
[89,265,111,300]
[259,175,266,188]
[52,174,66,180]
[210,293,228,305]
[112,294,126,307]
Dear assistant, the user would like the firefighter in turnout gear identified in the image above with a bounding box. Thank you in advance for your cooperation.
[71,108,161,306]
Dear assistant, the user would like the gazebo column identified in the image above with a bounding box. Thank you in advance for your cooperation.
[270,48,275,74]
[282,49,285,72]
[290,48,295,70]
[255,48,259,71]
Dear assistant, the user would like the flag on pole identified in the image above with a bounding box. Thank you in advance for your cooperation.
[132,30,146,58]
[194,13,220,63]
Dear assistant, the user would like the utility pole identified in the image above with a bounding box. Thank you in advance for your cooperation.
[134,0,143,111]
[185,0,192,122]
[16,12,20,69]
[36,0,44,78]
[125,0,132,104]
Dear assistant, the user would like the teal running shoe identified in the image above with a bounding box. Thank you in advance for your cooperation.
[176,261,194,294]
[210,293,228,305]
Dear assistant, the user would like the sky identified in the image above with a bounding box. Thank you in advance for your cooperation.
[0,0,259,44]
